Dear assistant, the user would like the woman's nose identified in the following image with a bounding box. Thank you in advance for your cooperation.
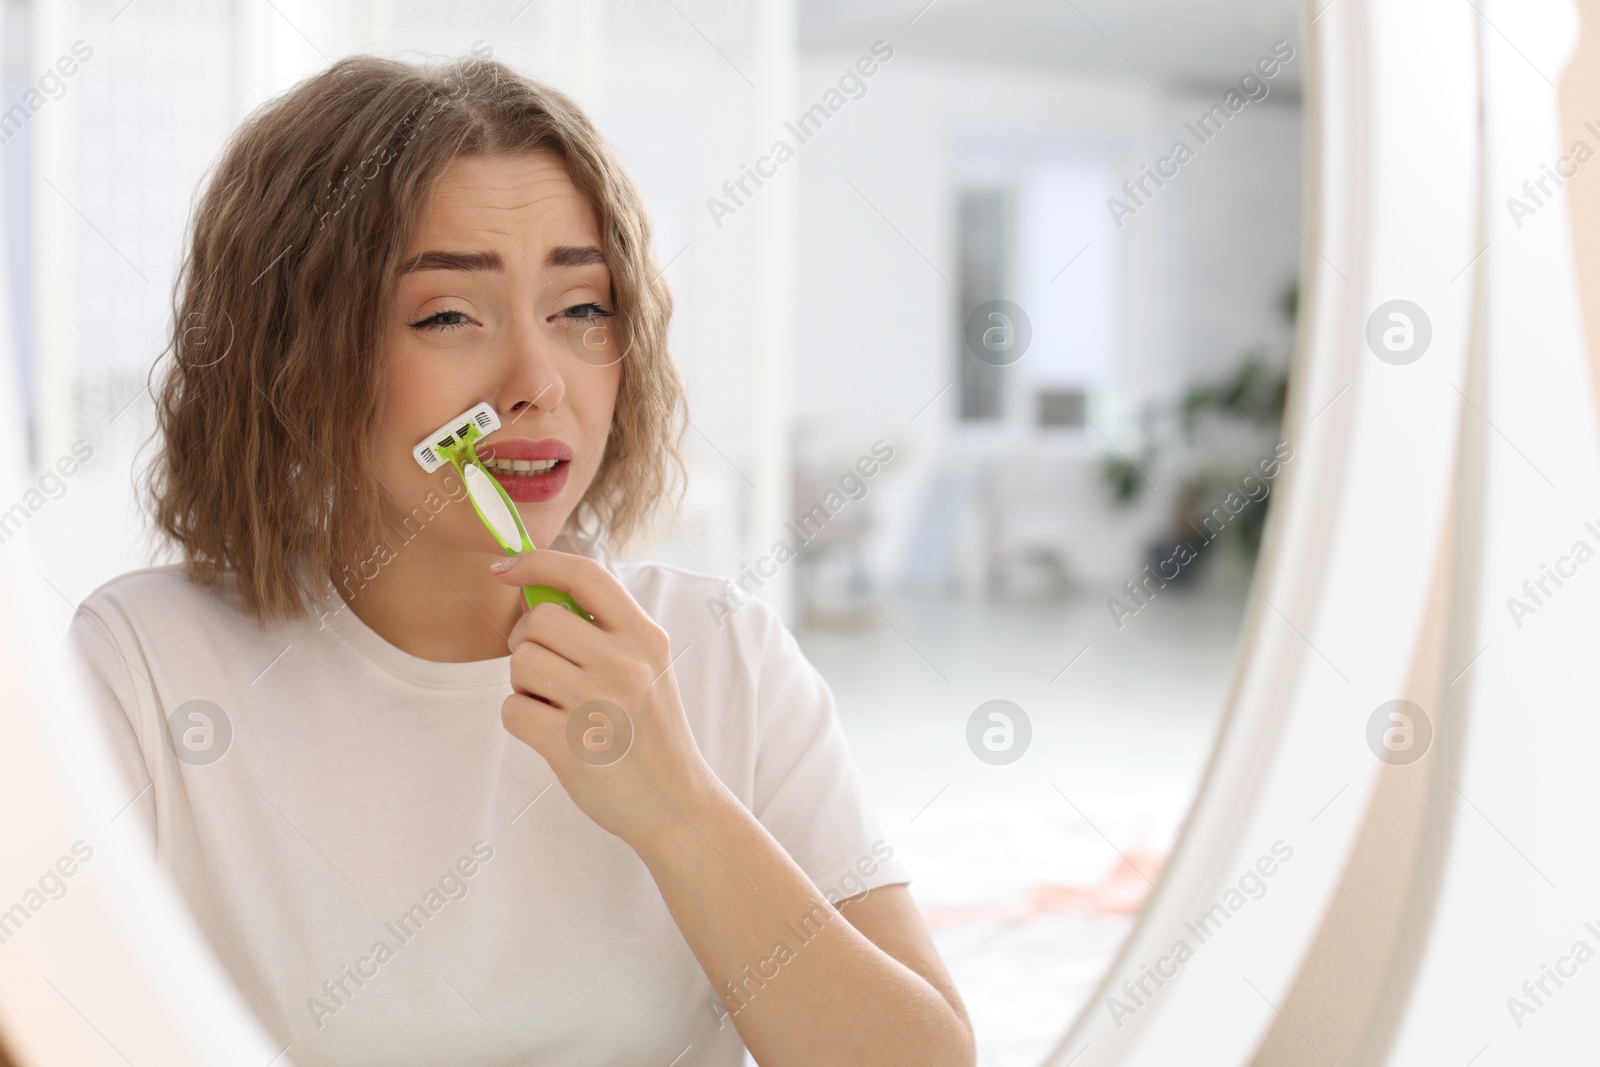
[502,320,567,422]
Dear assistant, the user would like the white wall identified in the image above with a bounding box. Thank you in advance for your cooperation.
[790,50,1302,591]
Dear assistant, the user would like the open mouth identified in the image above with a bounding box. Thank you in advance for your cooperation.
[480,455,564,478]
[475,442,572,504]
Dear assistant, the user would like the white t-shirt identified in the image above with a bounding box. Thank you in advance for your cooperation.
[65,544,910,1067]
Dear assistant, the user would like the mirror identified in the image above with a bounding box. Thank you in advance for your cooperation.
[787,4,1300,1063]
[1,0,1322,1064]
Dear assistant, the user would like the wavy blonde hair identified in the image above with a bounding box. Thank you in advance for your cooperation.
[143,50,686,623]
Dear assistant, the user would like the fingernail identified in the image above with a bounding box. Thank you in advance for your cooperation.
[490,556,518,574]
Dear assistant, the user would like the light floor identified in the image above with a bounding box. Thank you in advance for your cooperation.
[794,573,1250,1067]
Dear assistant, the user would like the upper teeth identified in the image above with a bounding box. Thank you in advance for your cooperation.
[484,457,559,474]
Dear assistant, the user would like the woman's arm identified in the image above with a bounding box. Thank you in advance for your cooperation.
[489,551,974,1066]
[637,779,975,1067]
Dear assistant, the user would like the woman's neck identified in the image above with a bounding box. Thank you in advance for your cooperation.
[332,539,526,663]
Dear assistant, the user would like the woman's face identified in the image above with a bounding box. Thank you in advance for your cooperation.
[373,150,622,557]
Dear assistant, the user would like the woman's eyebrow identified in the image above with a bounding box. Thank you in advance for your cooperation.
[398,249,503,274]
[546,244,606,268]
[398,245,606,275]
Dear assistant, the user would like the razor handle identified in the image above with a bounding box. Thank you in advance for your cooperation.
[442,439,591,622]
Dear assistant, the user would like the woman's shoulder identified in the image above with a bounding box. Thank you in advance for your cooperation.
[68,565,283,709]
[78,562,240,619]
[73,562,281,649]
[612,558,785,648]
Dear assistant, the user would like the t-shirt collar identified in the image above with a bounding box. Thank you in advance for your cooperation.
[314,532,613,690]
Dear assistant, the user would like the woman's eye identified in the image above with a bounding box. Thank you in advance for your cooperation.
[410,309,473,331]
[556,302,615,324]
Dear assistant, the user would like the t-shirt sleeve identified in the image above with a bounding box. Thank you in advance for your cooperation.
[63,604,158,851]
[744,600,912,904]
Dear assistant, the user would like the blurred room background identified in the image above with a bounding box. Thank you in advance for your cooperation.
[2,0,1300,1062]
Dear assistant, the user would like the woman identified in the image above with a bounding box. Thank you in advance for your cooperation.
[67,50,974,1067]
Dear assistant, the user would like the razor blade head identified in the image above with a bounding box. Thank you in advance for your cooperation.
[411,402,501,473]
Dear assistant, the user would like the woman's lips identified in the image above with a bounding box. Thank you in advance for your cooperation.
[487,460,569,503]
[478,438,573,463]
[476,438,572,504]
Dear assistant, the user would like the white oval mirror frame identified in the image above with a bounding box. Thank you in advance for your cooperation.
[1046,0,1600,1063]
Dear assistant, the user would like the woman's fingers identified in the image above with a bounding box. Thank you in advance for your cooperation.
[508,639,584,709]
[508,599,607,668]
[501,690,567,757]
[489,550,642,632]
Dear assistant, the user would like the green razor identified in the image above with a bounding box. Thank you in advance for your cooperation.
[412,402,590,620]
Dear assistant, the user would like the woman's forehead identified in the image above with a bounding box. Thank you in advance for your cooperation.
[405,154,602,258]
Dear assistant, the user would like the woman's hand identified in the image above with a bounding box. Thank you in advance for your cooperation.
[490,550,720,847]
[493,552,977,1066]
